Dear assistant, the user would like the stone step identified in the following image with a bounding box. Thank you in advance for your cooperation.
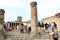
[32,32,48,39]
[5,38,30,40]
[5,31,31,40]
[31,39,49,40]
[5,31,60,40]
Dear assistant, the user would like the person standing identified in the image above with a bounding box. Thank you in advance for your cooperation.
[52,22,58,40]
[45,23,49,32]
[27,23,31,34]
[23,24,27,33]
[45,23,48,30]
[16,25,20,32]
[47,23,53,40]
[41,22,44,32]
[38,22,41,34]
[20,23,24,33]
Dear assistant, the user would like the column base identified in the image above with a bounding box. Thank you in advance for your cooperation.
[30,32,38,38]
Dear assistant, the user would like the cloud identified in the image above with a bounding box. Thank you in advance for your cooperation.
[5,10,17,22]
[0,0,30,22]
[0,0,28,9]
[36,0,60,20]
[0,0,60,22]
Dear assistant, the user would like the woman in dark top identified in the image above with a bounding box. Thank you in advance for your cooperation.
[41,22,45,32]
[45,23,48,30]
[52,22,58,40]
[38,22,41,34]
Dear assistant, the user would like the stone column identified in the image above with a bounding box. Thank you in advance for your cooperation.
[7,23,10,29]
[0,9,5,25]
[17,16,22,27]
[30,1,38,35]
[0,9,5,40]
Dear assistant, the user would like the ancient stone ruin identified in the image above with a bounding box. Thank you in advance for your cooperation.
[30,1,38,37]
[0,1,60,40]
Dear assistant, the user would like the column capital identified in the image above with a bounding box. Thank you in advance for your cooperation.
[30,1,37,7]
[55,13,60,18]
[0,9,5,14]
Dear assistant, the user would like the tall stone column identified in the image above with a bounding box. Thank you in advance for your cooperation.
[30,1,38,36]
[0,9,5,25]
[17,16,22,27]
[0,9,5,40]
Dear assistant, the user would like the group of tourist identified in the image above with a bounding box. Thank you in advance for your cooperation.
[15,23,31,34]
[3,22,58,40]
[16,22,58,40]
[38,22,58,40]
[15,22,58,40]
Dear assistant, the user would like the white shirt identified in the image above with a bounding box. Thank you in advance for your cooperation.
[27,24,31,28]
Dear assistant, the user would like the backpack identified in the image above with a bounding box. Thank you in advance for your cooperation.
[38,22,41,27]
[46,23,51,28]
[41,22,44,27]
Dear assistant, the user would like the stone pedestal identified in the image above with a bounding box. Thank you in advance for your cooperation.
[30,1,38,37]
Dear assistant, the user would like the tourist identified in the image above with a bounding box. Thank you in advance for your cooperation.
[20,23,24,33]
[27,23,31,34]
[52,22,58,40]
[13,27,18,31]
[23,23,27,33]
[48,22,58,40]
[41,22,44,32]
[45,23,50,32]
[16,25,20,32]
[47,23,52,40]
[38,22,41,34]
[45,23,48,30]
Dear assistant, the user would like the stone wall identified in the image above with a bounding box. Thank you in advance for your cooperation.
[41,16,60,31]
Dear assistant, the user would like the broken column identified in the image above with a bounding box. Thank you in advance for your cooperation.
[17,16,22,27]
[30,1,38,35]
[0,9,5,40]
[0,9,5,25]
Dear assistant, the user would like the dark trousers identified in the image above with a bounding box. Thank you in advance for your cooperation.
[53,38,58,40]
[20,29,24,33]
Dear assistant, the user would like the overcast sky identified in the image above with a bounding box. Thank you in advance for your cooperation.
[0,0,60,22]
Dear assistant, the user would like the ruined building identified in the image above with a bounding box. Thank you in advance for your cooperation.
[41,13,60,31]
[5,16,22,29]
[0,1,60,40]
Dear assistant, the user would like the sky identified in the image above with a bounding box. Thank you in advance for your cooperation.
[0,0,60,22]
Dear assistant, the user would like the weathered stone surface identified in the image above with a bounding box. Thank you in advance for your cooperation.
[0,9,5,25]
[0,25,5,40]
[30,1,38,37]
[5,30,60,40]
[5,31,31,40]
[55,13,60,18]
[17,16,22,27]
